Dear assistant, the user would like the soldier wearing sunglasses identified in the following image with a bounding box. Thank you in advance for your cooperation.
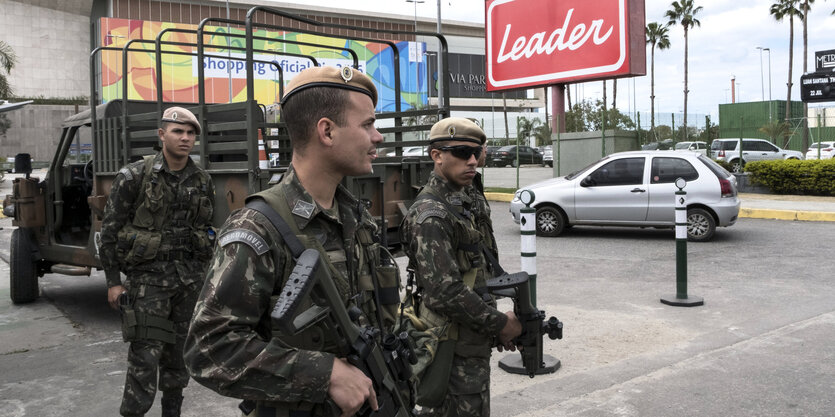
[401,118,522,417]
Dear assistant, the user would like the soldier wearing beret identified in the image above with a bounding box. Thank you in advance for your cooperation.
[100,106,215,416]
[185,66,401,417]
[401,117,522,417]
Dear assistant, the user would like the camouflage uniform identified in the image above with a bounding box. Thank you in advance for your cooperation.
[467,172,499,272]
[184,166,399,417]
[402,171,507,417]
[100,152,215,416]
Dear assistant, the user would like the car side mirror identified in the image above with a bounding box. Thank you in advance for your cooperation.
[580,176,595,187]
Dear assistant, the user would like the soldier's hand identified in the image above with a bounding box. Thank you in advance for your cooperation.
[107,285,126,310]
[329,357,378,417]
[498,311,523,351]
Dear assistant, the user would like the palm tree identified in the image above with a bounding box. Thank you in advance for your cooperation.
[0,40,17,98]
[770,0,802,124]
[646,22,671,137]
[665,0,703,143]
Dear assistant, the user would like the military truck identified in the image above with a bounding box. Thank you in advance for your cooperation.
[3,6,450,303]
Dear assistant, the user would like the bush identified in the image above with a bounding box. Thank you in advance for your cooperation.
[744,159,835,196]
[712,159,734,172]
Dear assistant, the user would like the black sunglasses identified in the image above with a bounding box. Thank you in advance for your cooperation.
[439,145,482,160]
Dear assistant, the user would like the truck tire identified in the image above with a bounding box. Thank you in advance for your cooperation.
[10,228,39,304]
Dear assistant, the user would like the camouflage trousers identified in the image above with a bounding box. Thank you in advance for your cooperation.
[120,280,200,416]
[419,355,491,417]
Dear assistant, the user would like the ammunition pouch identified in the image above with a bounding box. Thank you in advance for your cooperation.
[121,307,176,344]
[116,225,162,267]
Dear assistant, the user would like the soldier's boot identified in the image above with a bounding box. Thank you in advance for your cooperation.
[160,391,183,417]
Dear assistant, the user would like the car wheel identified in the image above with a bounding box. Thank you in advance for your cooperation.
[729,159,742,173]
[10,228,39,303]
[511,159,518,168]
[535,206,567,237]
[687,208,716,242]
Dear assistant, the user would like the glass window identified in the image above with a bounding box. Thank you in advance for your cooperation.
[651,157,699,184]
[588,157,645,186]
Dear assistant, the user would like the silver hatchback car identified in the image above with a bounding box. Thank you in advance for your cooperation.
[509,151,740,241]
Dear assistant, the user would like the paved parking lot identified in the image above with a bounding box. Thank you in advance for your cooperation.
[2,195,834,415]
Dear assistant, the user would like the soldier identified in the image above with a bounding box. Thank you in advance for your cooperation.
[100,106,215,417]
[402,118,522,417]
[184,66,401,417]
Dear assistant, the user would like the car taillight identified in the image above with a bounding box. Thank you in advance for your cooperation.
[719,178,735,197]
[718,149,725,157]
[824,148,833,152]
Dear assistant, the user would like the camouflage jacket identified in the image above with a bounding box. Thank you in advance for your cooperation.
[100,152,215,288]
[185,166,398,408]
[402,172,507,349]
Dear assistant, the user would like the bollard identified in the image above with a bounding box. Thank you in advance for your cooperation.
[499,190,560,375]
[661,178,704,307]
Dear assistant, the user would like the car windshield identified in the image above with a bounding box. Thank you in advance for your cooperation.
[566,156,609,180]
[675,142,692,150]
[712,140,737,150]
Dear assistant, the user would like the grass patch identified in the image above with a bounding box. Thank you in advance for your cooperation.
[485,187,517,194]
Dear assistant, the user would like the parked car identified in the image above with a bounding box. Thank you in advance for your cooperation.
[805,141,835,160]
[674,141,708,156]
[485,146,500,164]
[542,145,553,167]
[641,139,673,150]
[491,145,543,167]
[509,151,740,242]
[711,138,803,172]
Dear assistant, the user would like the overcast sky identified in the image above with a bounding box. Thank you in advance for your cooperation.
[287,0,835,122]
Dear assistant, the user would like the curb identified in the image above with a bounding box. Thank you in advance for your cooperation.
[484,193,835,222]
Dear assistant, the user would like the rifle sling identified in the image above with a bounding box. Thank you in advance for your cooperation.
[415,191,507,277]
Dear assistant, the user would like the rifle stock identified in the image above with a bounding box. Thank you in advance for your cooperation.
[487,272,563,378]
[271,249,414,417]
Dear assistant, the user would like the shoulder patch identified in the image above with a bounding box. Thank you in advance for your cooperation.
[119,167,134,181]
[416,208,447,224]
[219,228,269,255]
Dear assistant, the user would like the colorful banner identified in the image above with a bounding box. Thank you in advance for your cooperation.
[99,17,427,111]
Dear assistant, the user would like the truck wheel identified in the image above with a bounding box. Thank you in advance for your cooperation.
[536,206,567,237]
[10,228,39,303]
[687,208,716,242]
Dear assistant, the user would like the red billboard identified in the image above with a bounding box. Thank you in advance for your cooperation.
[485,0,646,91]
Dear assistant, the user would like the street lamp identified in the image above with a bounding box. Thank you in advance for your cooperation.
[756,46,766,101]
[764,47,772,122]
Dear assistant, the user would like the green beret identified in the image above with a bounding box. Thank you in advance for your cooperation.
[161,106,201,134]
[429,117,486,145]
[281,66,378,106]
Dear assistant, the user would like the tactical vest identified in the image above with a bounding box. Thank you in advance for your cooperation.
[115,155,214,270]
[406,186,496,359]
[244,186,400,416]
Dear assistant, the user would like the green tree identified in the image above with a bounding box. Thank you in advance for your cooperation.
[0,40,17,98]
[532,123,553,147]
[759,120,792,145]
[770,0,802,124]
[665,0,703,142]
[655,125,673,140]
[646,22,671,135]
[565,99,636,132]
[516,116,542,145]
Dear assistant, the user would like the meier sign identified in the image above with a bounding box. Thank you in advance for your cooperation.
[485,0,646,91]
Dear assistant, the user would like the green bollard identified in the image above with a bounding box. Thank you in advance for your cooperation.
[661,178,704,307]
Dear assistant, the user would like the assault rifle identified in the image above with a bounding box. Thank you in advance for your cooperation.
[271,248,416,417]
[487,272,563,378]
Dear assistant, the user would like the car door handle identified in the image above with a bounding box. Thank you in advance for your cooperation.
[631,188,646,193]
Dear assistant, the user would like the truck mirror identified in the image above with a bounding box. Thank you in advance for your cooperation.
[15,153,32,176]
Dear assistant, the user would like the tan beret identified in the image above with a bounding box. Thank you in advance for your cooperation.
[161,106,201,134]
[429,117,486,145]
[281,66,377,106]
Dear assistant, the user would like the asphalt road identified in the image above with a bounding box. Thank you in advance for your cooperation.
[1,199,834,416]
